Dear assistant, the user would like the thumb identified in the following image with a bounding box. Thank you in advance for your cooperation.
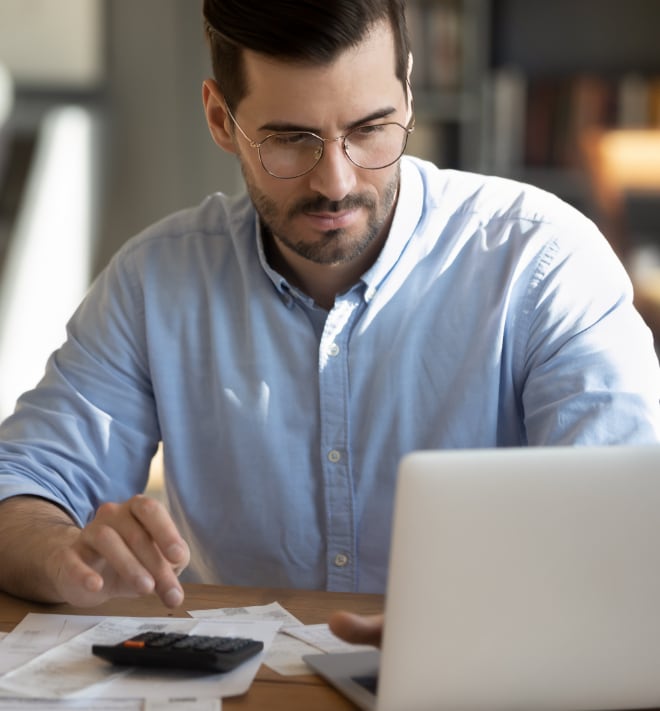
[328,610,384,647]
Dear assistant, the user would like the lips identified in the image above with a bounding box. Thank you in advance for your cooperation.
[303,208,361,231]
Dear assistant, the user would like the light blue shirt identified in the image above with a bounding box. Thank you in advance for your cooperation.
[1,156,659,593]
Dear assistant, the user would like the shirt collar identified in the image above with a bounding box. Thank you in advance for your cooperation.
[360,156,424,301]
[255,218,317,308]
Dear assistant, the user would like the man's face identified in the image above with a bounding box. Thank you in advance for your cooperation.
[225,21,409,267]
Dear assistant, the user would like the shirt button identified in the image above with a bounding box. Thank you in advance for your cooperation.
[328,449,341,463]
[334,553,349,568]
[328,343,340,357]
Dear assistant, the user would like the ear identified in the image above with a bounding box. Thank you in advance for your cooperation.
[202,78,237,154]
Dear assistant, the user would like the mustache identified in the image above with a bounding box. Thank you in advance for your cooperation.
[287,194,375,219]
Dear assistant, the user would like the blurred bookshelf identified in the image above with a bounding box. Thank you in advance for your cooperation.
[488,0,660,210]
[406,0,491,171]
[407,0,660,210]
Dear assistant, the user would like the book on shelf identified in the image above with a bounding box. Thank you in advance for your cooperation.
[488,67,527,175]
[490,72,660,174]
[407,0,463,91]
[649,78,660,126]
[618,73,652,128]
[561,75,616,167]
[426,0,462,90]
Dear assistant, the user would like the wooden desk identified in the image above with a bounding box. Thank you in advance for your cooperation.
[0,584,383,710]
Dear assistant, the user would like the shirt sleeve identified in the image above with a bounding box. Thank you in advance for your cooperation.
[518,216,660,445]
[0,245,160,526]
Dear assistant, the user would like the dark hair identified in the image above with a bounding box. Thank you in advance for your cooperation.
[203,0,410,111]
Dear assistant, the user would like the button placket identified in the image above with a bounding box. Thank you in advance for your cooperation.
[318,296,363,591]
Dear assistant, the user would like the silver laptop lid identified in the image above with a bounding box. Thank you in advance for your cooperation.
[377,445,660,711]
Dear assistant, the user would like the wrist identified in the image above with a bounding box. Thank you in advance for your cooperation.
[0,496,81,602]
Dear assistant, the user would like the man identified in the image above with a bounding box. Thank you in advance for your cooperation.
[0,0,658,631]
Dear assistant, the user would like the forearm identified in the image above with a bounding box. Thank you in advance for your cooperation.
[0,496,81,603]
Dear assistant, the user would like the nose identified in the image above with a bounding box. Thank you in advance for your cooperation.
[307,138,357,201]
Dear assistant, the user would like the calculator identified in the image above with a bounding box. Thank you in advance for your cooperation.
[92,631,264,673]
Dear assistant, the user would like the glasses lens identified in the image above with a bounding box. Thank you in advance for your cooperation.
[344,123,410,170]
[256,123,412,178]
[259,132,324,179]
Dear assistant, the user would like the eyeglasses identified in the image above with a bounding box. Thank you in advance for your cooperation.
[225,104,415,179]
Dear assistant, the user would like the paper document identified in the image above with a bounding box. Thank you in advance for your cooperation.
[188,602,324,675]
[283,623,376,654]
[144,700,221,710]
[0,700,141,710]
[0,615,280,700]
[188,601,302,629]
[0,613,103,675]
[188,603,372,676]
[0,701,216,711]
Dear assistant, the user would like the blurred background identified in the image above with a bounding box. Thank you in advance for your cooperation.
[0,0,659,419]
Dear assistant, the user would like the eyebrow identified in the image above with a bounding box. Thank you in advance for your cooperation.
[257,106,398,134]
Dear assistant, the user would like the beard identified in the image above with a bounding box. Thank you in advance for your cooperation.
[240,162,401,266]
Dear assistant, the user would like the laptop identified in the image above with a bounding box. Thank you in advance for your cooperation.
[304,445,660,711]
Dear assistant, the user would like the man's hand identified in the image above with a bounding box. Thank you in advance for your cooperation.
[50,495,190,608]
[328,611,384,648]
[0,495,190,608]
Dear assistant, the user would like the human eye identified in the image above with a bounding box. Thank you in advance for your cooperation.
[348,124,389,145]
[269,132,317,147]
[352,123,388,137]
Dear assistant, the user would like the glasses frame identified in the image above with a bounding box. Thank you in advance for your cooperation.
[224,103,415,180]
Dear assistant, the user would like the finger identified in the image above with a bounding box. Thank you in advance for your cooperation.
[81,520,185,608]
[126,497,190,607]
[328,611,384,647]
[81,519,158,595]
[128,496,190,571]
[49,543,114,607]
[83,498,189,607]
